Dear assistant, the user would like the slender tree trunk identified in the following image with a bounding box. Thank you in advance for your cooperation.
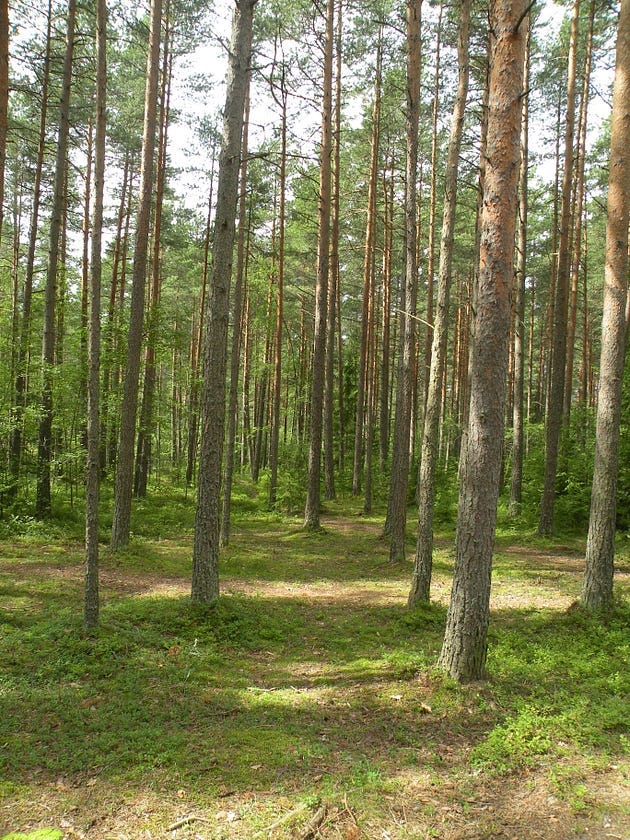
[269,62,286,507]
[539,0,580,536]
[387,0,422,562]
[424,0,443,411]
[509,17,530,515]
[9,0,52,497]
[220,85,249,544]
[582,0,630,611]
[110,0,162,548]
[0,0,8,241]
[36,0,76,518]
[438,0,527,680]
[379,146,394,468]
[304,0,334,530]
[324,0,343,500]
[352,36,381,497]
[85,0,106,630]
[408,0,470,599]
[192,0,256,602]
[135,15,172,498]
[564,0,595,419]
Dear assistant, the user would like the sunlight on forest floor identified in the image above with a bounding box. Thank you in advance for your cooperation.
[0,497,628,839]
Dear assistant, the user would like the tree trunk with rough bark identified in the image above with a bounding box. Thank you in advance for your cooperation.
[85,0,106,630]
[438,0,527,681]
[582,0,630,612]
[192,0,256,602]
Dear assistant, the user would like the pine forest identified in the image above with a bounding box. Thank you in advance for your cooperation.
[0,0,628,837]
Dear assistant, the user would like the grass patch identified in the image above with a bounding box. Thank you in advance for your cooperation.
[0,488,628,838]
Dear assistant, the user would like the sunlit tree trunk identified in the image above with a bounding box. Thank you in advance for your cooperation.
[110,0,162,549]
[36,0,76,518]
[438,0,527,681]
[408,0,470,599]
[582,0,630,611]
[192,0,256,602]
[0,0,8,240]
[304,0,334,530]
[85,0,106,630]
[539,0,580,536]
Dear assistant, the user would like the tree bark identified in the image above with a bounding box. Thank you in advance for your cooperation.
[408,0,470,599]
[192,0,256,602]
[110,0,162,549]
[0,0,8,241]
[85,0,106,630]
[36,0,76,518]
[438,0,527,681]
[304,0,334,530]
[582,0,630,611]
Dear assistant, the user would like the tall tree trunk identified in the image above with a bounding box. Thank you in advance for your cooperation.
[8,0,52,498]
[408,0,470,599]
[36,0,76,518]
[564,0,595,419]
[438,0,527,680]
[582,0,630,611]
[304,0,334,530]
[509,17,530,515]
[386,0,421,562]
[85,0,106,630]
[192,0,256,602]
[352,36,381,497]
[424,0,443,411]
[269,60,286,507]
[0,0,8,241]
[135,13,172,498]
[186,139,217,487]
[110,0,162,548]
[539,0,580,536]
[220,85,249,544]
[324,0,343,500]
[379,146,394,468]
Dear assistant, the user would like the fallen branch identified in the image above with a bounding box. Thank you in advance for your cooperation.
[296,804,327,839]
[252,802,310,837]
[168,813,213,831]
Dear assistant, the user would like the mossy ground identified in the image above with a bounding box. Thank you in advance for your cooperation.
[0,487,628,838]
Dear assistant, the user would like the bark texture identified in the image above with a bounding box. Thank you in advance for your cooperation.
[582,0,630,611]
[438,0,527,681]
[192,0,256,602]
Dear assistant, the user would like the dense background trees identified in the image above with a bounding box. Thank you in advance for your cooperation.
[0,0,626,670]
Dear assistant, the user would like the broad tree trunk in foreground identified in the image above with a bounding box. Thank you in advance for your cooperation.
[192,0,256,603]
[304,0,334,530]
[36,0,76,518]
[110,0,162,549]
[407,0,470,597]
[438,0,526,681]
[85,0,106,630]
[582,0,630,611]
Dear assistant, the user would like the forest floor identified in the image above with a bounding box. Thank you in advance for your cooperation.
[0,490,628,840]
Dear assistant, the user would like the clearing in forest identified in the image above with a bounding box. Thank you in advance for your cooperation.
[0,494,628,839]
